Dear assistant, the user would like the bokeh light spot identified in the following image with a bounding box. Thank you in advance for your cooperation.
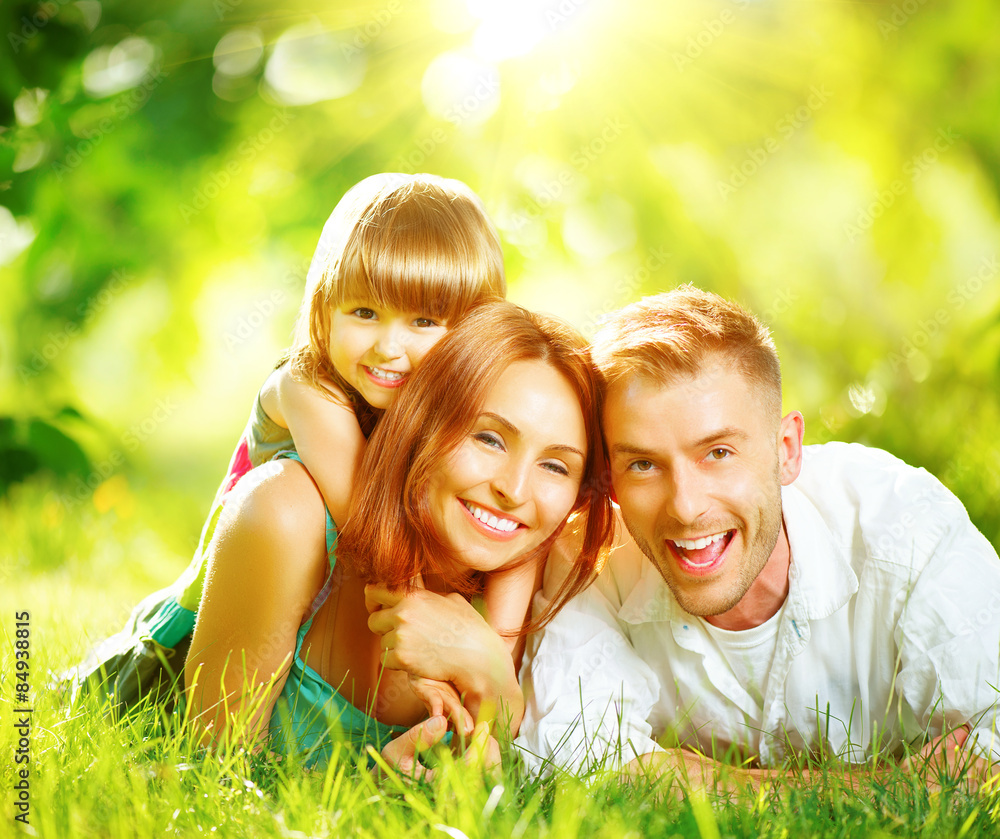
[421,50,500,127]
[214,28,264,78]
[264,20,366,106]
[82,37,158,98]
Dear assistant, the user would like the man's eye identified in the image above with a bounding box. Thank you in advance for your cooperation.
[628,460,653,472]
[707,449,730,461]
[352,308,377,320]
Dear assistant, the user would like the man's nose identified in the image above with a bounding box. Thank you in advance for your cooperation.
[665,464,711,526]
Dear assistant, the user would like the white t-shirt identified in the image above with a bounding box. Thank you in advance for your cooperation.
[701,602,786,713]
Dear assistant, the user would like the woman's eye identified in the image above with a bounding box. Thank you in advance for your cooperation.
[352,308,377,320]
[474,431,503,449]
[628,460,654,473]
[542,461,570,477]
[707,448,730,461]
[414,316,440,328]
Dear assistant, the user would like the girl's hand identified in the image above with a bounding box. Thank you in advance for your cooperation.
[408,675,474,736]
[380,717,501,783]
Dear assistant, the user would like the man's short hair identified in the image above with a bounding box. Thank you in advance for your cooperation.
[591,284,782,417]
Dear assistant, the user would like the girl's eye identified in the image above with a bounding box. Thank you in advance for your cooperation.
[628,460,654,472]
[474,431,503,449]
[352,307,377,320]
[707,449,730,461]
[414,317,440,328]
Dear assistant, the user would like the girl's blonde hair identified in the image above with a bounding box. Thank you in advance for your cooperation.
[288,173,506,434]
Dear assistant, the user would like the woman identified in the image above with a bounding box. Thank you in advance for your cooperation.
[184,301,613,766]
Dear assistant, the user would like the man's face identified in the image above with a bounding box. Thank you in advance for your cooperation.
[605,358,802,625]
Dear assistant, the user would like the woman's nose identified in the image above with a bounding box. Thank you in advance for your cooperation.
[490,459,530,508]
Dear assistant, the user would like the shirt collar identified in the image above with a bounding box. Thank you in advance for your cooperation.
[616,483,858,626]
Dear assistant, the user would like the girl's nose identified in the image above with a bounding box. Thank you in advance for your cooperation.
[373,324,404,360]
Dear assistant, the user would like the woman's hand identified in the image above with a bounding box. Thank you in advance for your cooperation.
[366,583,525,732]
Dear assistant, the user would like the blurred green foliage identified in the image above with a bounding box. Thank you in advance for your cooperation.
[2,0,999,555]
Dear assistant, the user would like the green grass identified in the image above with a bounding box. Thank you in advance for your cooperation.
[3,477,999,837]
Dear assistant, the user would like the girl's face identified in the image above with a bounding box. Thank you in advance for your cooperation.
[426,359,588,575]
[329,301,448,410]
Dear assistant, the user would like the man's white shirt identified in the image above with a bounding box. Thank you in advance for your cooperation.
[515,443,1000,774]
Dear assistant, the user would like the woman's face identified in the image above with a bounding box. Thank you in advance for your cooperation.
[427,359,588,575]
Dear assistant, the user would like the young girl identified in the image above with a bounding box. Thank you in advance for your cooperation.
[71,173,522,709]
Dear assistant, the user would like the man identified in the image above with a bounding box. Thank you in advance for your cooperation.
[515,285,1000,788]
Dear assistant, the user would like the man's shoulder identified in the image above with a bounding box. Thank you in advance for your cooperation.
[792,441,973,569]
[797,441,945,502]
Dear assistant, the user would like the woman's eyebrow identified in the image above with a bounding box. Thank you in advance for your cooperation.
[480,412,586,460]
[481,411,519,435]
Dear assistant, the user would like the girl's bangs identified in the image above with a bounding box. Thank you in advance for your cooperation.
[332,238,499,323]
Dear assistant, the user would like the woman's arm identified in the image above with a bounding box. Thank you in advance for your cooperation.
[264,366,365,528]
[366,584,525,734]
[185,459,328,749]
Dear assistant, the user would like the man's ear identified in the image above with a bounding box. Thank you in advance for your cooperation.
[778,411,805,486]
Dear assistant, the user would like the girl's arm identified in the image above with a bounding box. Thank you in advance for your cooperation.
[185,459,329,749]
[263,366,365,528]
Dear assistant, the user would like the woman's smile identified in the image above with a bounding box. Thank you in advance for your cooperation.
[459,498,525,539]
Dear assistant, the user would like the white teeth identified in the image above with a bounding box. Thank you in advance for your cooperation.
[367,367,404,381]
[672,532,727,551]
[463,501,519,532]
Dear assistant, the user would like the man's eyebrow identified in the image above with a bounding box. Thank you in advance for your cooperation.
[611,443,656,458]
[693,427,749,448]
[611,428,750,458]
[480,412,586,460]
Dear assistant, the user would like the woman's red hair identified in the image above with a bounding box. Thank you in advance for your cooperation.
[338,301,614,632]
